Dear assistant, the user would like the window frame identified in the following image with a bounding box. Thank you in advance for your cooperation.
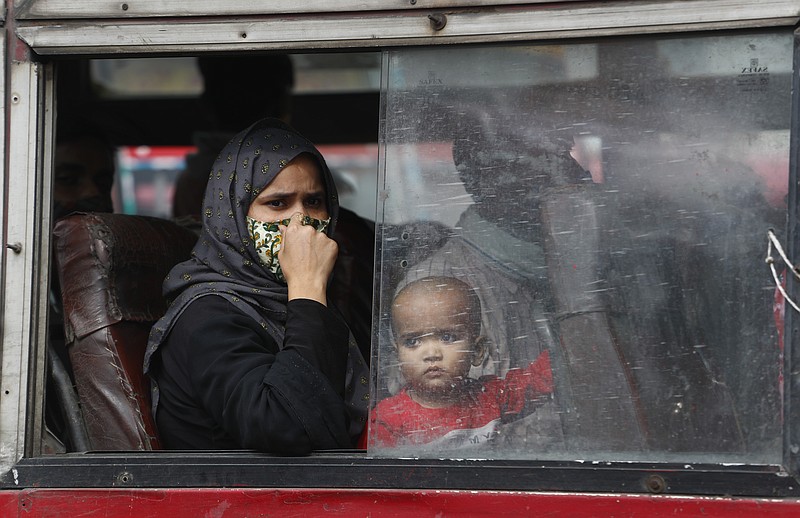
[5,452,800,496]
[2,0,800,497]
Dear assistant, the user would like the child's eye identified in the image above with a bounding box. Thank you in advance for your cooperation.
[440,333,459,343]
[402,337,420,348]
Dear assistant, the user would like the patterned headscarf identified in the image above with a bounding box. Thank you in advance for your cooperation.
[144,118,368,436]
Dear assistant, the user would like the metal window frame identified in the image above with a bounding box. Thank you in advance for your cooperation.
[13,0,576,19]
[2,0,800,497]
[2,452,800,497]
[1,39,53,475]
[12,0,800,55]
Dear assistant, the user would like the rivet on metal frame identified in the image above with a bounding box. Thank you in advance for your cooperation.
[115,471,134,485]
[644,474,667,494]
[428,13,447,31]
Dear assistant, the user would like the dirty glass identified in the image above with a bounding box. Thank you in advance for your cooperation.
[369,30,792,463]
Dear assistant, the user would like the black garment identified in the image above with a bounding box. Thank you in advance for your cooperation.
[154,295,353,452]
[145,118,369,452]
[329,207,375,364]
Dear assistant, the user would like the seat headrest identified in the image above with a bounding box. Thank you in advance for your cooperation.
[54,213,198,340]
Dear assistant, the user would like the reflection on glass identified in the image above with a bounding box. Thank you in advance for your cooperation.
[370,31,792,463]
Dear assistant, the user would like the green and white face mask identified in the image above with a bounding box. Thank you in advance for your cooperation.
[246,215,331,282]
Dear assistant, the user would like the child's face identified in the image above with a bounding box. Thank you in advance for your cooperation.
[392,287,481,407]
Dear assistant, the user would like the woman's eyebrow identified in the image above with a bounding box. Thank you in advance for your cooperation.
[260,190,291,198]
[260,189,325,198]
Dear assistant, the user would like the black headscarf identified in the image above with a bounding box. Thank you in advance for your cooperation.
[144,118,367,436]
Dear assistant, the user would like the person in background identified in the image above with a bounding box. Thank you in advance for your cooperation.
[46,118,117,453]
[53,121,116,221]
[385,113,583,453]
[398,106,744,454]
[172,54,294,226]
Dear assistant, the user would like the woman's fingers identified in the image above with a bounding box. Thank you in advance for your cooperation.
[278,212,311,235]
[279,212,338,304]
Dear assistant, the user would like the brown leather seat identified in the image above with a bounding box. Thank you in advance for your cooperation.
[53,213,197,450]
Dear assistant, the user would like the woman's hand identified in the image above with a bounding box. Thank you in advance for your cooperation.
[278,212,338,305]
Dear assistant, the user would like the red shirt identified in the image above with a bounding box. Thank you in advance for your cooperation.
[371,351,553,449]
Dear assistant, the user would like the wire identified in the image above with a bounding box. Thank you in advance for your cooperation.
[766,229,800,314]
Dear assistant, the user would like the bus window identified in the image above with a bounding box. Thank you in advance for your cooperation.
[64,53,380,220]
[2,3,799,506]
[44,51,380,454]
[370,30,791,464]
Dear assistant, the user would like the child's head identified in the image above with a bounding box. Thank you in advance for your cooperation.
[391,276,486,407]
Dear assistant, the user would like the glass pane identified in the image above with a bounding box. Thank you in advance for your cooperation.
[370,31,792,463]
[292,53,381,93]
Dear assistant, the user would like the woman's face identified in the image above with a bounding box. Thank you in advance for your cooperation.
[247,154,329,222]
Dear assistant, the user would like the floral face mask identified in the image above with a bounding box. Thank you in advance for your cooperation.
[247,215,331,282]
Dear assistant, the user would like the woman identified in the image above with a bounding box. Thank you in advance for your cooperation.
[144,118,369,453]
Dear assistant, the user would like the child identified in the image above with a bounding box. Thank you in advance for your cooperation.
[371,276,553,450]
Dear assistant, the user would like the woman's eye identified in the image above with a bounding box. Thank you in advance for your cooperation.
[266,200,284,208]
[305,197,322,208]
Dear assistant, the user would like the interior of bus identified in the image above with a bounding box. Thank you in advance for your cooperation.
[54,53,381,218]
